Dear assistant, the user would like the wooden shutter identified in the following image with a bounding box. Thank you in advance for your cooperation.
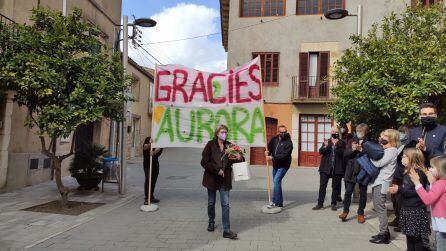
[319,52,330,79]
[319,52,330,97]
[299,52,309,97]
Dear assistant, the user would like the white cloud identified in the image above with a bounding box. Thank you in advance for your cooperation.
[128,3,227,73]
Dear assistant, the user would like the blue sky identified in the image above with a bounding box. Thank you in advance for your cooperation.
[122,0,220,19]
[122,0,226,71]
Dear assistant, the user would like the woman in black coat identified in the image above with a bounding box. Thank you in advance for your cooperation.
[313,128,345,211]
[201,125,243,240]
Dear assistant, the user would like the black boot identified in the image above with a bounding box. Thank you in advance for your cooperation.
[369,232,390,244]
[223,230,238,240]
[312,204,323,210]
[207,223,215,232]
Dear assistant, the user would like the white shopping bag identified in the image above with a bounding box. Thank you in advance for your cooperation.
[232,162,251,181]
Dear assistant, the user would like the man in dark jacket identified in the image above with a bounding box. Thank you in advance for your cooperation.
[313,127,345,211]
[339,123,370,223]
[265,125,293,209]
[408,103,446,162]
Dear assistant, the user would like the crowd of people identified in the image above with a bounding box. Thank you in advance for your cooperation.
[310,103,446,250]
[142,103,446,250]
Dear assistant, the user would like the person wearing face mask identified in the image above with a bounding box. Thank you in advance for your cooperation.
[313,127,345,211]
[339,123,370,224]
[265,125,294,209]
[369,129,401,245]
[408,103,446,162]
[201,125,243,240]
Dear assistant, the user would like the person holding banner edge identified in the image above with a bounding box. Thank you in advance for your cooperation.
[201,125,244,240]
[265,125,293,209]
[143,136,163,205]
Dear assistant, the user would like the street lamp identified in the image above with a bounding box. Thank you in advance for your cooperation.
[324,5,363,37]
[119,16,156,195]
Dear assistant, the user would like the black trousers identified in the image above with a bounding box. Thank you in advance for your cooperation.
[318,172,343,206]
[343,181,367,215]
[406,236,429,251]
[143,160,159,200]
[391,179,403,224]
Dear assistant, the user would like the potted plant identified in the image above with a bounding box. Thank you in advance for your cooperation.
[69,142,107,190]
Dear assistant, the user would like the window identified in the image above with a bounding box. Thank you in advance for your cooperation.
[131,75,140,101]
[241,0,286,17]
[297,0,344,15]
[252,52,280,84]
[298,52,330,98]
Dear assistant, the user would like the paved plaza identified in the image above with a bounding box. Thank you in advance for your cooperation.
[1,148,404,251]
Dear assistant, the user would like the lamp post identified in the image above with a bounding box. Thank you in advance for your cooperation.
[119,16,156,194]
[324,5,363,37]
[324,6,362,203]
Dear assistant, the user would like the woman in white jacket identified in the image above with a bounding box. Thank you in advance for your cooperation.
[369,129,401,245]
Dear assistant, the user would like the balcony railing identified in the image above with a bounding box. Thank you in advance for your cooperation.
[0,12,15,26]
[291,75,334,102]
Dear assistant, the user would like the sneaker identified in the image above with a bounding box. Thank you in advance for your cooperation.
[143,201,148,205]
[267,203,277,209]
[331,204,337,211]
[150,198,160,203]
[223,230,238,240]
[207,223,215,232]
[312,204,324,210]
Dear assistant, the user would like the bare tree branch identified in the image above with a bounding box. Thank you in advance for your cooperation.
[39,136,55,158]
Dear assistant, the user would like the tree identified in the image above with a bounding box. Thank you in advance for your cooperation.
[0,7,130,206]
[330,3,446,135]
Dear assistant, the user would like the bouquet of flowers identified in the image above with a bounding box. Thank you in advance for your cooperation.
[225,144,243,160]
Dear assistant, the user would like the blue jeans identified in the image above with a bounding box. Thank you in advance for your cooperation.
[272,167,289,207]
[208,187,230,232]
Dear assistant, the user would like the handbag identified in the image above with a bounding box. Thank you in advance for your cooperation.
[232,162,251,181]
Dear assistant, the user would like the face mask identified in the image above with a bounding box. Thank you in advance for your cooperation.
[379,139,389,145]
[429,167,438,178]
[331,134,339,139]
[399,132,406,141]
[218,132,227,141]
[421,116,437,128]
[356,132,364,139]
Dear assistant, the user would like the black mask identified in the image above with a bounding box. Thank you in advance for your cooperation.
[421,116,437,129]
[279,132,287,137]
[379,139,389,145]
[331,134,339,139]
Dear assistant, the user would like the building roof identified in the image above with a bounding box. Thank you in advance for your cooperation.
[128,57,154,80]
[220,0,230,52]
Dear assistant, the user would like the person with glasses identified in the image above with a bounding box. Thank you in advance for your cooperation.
[265,125,294,209]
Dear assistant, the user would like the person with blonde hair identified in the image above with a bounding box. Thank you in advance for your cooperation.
[369,129,401,244]
[410,156,446,251]
[389,148,430,251]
